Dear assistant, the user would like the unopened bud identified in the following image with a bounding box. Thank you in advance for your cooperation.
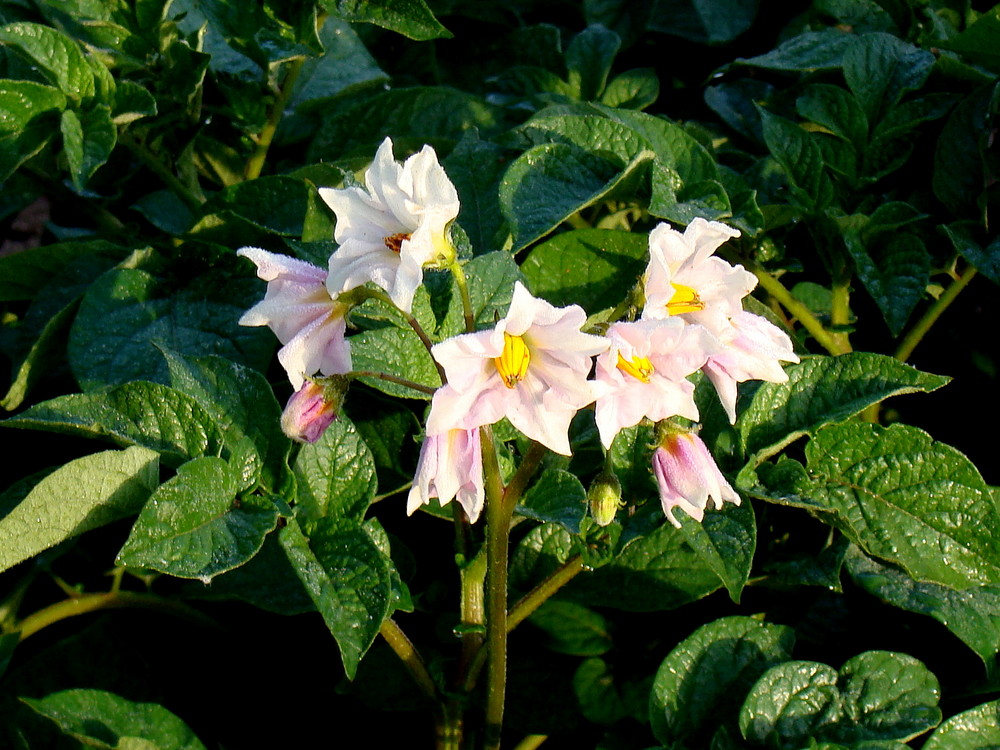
[587,470,623,527]
[280,376,347,443]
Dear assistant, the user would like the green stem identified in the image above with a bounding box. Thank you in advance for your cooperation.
[829,273,853,354]
[379,618,438,701]
[371,480,413,503]
[449,261,476,333]
[895,263,977,363]
[502,441,547,515]
[16,591,217,641]
[505,556,586,633]
[243,57,306,181]
[348,370,436,396]
[512,735,548,750]
[481,426,511,750]
[120,133,203,211]
[752,265,849,356]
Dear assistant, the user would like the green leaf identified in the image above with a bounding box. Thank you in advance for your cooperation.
[678,498,755,604]
[600,68,659,110]
[194,175,311,238]
[528,600,612,657]
[565,24,621,100]
[739,651,941,746]
[0,446,158,575]
[60,104,115,191]
[111,80,156,125]
[500,141,652,250]
[0,22,95,101]
[321,0,451,41]
[573,657,634,725]
[843,33,934,123]
[160,349,287,489]
[933,6,1000,73]
[735,29,855,72]
[349,326,440,399]
[279,516,391,679]
[845,545,1000,674]
[737,353,950,462]
[759,107,834,211]
[3,381,229,468]
[438,251,522,338]
[0,80,66,180]
[520,228,647,312]
[796,83,868,147]
[790,423,1000,589]
[647,0,758,44]
[22,688,206,750]
[68,265,272,391]
[922,699,1000,750]
[649,615,795,746]
[933,83,996,219]
[443,132,509,255]
[1,297,78,411]
[518,468,587,534]
[290,18,387,109]
[294,414,377,521]
[117,456,278,582]
[943,222,1000,286]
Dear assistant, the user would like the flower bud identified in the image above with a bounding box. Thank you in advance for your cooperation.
[587,470,623,527]
[280,377,346,443]
[652,430,740,528]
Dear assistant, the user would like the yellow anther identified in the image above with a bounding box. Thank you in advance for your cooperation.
[494,333,530,388]
[666,283,705,314]
[384,232,411,253]
[616,353,654,383]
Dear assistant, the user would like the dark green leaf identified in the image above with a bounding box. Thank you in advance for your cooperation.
[758,107,834,211]
[600,68,658,110]
[678,498,755,604]
[528,600,613,656]
[943,222,1000,286]
[0,22,95,101]
[1,297,78,411]
[321,0,451,41]
[117,456,278,581]
[349,326,441,399]
[294,414,377,520]
[279,516,391,679]
[737,353,949,462]
[734,30,855,72]
[649,615,795,745]
[520,228,646,312]
[438,250,522,338]
[926,5,1000,73]
[443,132,509,255]
[845,545,1000,674]
[796,84,868,147]
[565,24,621,100]
[843,33,934,123]
[518,468,587,534]
[933,83,996,218]
[23,688,206,750]
[647,0,758,44]
[922,699,1000,750]
[0,446,159,575]
[290,18,387,109]
[0,80,65,180]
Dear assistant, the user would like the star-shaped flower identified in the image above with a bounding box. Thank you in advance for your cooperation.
[237,247,351,390]
[319,137,460,314]
[593,318,715,449]
[426,282,608,456]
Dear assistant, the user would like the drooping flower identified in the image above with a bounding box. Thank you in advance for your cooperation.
[640,219,798,423]
[703,311,800,423]
[237,247,351,390]
[652,431,741,528]
[407,428,485,522]
[593,318,715,449]
[426,282,608,456]
[319,137,460,314]
[280,378,344,444]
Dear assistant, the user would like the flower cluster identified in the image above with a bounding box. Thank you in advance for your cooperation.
[239,140,799,528]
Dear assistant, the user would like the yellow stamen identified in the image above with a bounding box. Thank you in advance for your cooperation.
[666,283,704,314]
[384,232,411,253]
[494,333,530,388]
[616,353,654,383]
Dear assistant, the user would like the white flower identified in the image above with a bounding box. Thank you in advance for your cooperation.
[593,319,715,449]
[703,311,800,423]
[641,218,755,333]
[237,247,351,390]
[319,137,460,314]
[652,432,741,528]
[426,282,608,456]
[407,428,484,522]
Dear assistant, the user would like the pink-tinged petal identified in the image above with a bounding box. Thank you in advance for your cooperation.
[280,381,339,444]
[652,432,740,528]
[703,310,799,423]
[237,247,351,389]
[407,428,484,522]
[683,217,742,266]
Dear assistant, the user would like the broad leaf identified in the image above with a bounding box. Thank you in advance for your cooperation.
[922,699,1000,750]
[294,414,377,521]
[517,468,587,534]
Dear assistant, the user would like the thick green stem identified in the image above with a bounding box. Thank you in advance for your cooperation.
[481,426,511,750]
[512,735,548,750]
[449,261,476,333]
[120,133,203,211]
[379,617,438,701]
[752,266,849,356]
[348,370,437,395]
[829,274,853,354]
[506,556,586,633]
[16,591,216,641]
[895,263,977,363]
[243,57,305,181]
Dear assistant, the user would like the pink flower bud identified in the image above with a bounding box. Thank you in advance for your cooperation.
[652,432,741,528]
[280,380,339,443]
